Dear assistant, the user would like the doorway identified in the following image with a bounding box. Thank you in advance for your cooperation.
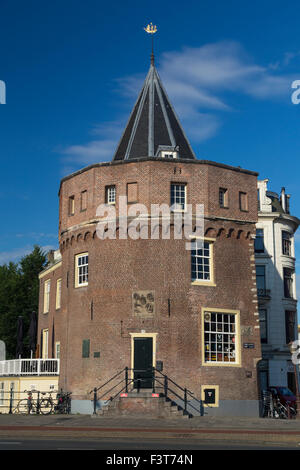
[133,337,153,389]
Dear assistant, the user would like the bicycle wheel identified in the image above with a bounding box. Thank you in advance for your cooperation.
[39,398,53,415]
[278,405,288,419]
[17,399,31,415]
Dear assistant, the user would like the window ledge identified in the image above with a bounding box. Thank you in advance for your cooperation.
[203,362,241,367]
[191,280,216,287]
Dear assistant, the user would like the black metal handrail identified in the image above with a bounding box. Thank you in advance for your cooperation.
[91,366,205,416]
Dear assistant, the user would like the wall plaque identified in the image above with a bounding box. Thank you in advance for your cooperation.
[132,291,155,317]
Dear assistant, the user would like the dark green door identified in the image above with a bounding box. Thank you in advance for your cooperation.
[133,337,153,389]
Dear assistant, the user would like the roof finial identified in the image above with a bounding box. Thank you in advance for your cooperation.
[144,22,157,65]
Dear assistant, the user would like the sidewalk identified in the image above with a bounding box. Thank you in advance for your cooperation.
[0,413,300,445]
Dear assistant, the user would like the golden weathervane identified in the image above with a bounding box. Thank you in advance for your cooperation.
[144,23,158,64]
[144,23,157,34]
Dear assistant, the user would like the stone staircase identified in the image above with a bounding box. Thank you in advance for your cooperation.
[97,390,193,419]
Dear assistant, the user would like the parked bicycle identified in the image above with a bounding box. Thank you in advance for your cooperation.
[273,398,296,419]
[15,390,53,415]
[54,390,72,414]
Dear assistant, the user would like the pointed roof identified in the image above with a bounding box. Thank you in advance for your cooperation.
[112,58,196,161]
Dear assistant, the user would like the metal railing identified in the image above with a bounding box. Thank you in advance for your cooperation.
[90,367,205,417]
[0,359,60,376]
[257,288,271,298]
[0,388,71,415]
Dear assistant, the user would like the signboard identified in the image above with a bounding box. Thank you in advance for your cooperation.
[243,343,255,349]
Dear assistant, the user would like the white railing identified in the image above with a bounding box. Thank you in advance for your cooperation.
[0,359,60,376]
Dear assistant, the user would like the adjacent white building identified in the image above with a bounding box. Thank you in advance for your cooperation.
[256,179,300,393]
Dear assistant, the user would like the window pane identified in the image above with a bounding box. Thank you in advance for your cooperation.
[191,241,211,281]
[171,184,186,210]
[254,229,264,253]
[204,311,237,363]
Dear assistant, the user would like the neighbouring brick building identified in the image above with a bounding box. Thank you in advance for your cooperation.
[37,54,262,416]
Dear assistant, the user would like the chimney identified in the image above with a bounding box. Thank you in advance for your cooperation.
[280,187,286,212]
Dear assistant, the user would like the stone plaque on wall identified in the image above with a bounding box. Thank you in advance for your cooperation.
[132,291,155,317]
[241,326,253,336]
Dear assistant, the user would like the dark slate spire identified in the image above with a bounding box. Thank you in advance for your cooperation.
[112,59,196,161]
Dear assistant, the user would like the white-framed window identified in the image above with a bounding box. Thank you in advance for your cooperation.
[42,329,49,359]
[106,185,116,204]
[56,278,62,310]
[162,151,178,159]
[171,183,186,211]
[68,195,75,215]
[282,231,292,256]
[203,309,240,365]
[43,279,51,313]
[191,239,214,284]
[75,253,89,287]
[55,342,61,359]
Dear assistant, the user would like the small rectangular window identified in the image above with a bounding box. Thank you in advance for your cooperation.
[82,339,90,358]
[68,196,75,216]
[106,185,116,204]
[81,190,87,211]
[127,182,138,203]
[43,280,51,313]
[75,253,89,287]
[239,192,248,211]
[282,231,292,256]
[171,183,186,211]
[56,278,62,310]
[219,188,228,208]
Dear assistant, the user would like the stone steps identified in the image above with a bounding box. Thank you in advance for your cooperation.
[97,390,193,419]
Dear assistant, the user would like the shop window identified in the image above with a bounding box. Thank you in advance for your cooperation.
[203,310,239,364]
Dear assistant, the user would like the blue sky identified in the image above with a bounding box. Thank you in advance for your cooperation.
[0,0,300,288]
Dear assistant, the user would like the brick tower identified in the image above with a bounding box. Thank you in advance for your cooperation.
[38,51,262,416]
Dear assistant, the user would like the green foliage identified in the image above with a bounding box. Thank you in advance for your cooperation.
[0,246,47,359]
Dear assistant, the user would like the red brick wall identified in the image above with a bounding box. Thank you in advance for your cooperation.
[38,158,261,405]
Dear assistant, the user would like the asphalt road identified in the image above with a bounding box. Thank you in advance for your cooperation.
[0,437,299,451]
